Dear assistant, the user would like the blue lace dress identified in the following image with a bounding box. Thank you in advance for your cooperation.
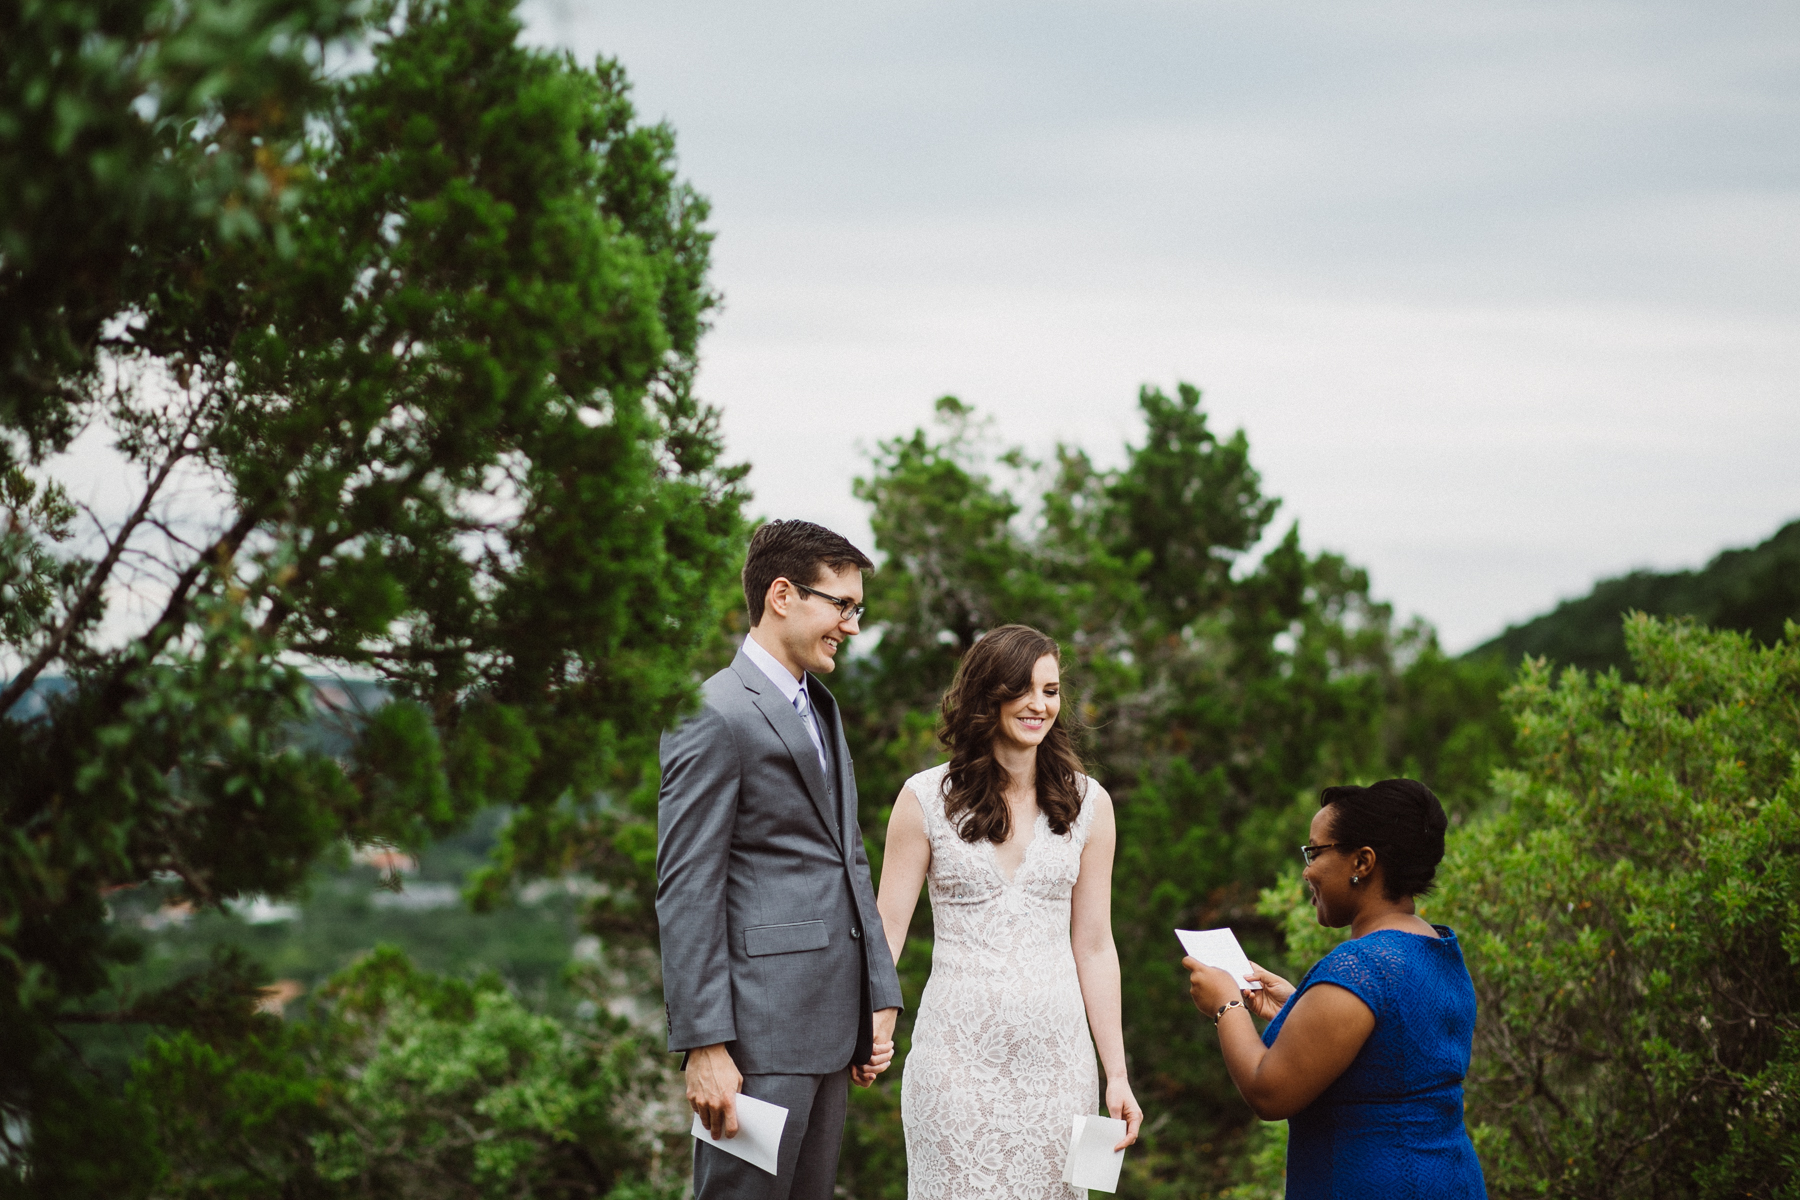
[1259,926,1486,1199]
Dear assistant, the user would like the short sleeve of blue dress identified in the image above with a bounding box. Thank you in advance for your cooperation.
[1259,927,1487,1200]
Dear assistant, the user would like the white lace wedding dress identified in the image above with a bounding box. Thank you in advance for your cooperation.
[900,762,1100,1200]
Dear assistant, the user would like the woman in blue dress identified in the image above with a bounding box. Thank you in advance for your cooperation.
[1184,778,1486,1199]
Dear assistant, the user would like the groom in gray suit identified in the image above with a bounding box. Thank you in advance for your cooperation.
[657,519,904,1200]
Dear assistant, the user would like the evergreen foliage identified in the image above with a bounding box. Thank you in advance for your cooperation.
[1471,519,1800,675]
[124,946,686,1199]
[1,0,743,1190]
[1443,617,1800,1198]
[1,0,365,467]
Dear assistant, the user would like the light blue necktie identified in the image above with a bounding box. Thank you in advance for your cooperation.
[792,684,830,781]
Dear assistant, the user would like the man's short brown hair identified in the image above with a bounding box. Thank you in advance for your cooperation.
[742,520,873,625]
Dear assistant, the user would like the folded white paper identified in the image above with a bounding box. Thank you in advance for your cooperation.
[1175,927,1264,991]
[689,1092,788,1175]
[1062,1113,1129,1193]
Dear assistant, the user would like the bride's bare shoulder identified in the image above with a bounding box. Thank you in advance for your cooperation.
[888,784,927,828]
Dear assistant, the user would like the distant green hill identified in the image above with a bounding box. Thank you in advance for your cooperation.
[1469,519,1800,674]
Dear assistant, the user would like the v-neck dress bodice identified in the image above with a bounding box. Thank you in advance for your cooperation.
[899,761,1099,1200]
[1261,927,1487,1199]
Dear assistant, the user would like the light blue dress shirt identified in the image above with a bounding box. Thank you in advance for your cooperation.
[742,633,831,779]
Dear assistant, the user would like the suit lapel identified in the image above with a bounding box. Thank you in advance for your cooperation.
[732,652,843,852]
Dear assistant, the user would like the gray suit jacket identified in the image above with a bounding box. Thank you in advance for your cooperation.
[656,648,904,1075]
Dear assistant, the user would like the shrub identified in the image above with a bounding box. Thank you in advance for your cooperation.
[1435,616,1800,1198]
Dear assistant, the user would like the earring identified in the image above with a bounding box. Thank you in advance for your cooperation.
[1351,875,1360,885]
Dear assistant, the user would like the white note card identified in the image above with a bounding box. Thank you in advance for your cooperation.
[1175,927,1263,991]
[689,1092,789,1175]
[1061,1114,1129,1193]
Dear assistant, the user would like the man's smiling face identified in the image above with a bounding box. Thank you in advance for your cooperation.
[777,564,864,676]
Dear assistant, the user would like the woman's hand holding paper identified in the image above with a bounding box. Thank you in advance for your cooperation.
[1184,957,1245,1015]
[1242,962,1295,1020]
[1105,1077,1143,1150]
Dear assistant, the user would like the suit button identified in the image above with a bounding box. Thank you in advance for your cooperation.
[851,927,862,939]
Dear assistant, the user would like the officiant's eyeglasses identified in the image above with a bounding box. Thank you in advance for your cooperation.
[789,580,866,623]
[1299,842,1353,866]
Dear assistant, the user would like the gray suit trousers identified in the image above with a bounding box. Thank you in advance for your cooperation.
[692,1070,849,1200]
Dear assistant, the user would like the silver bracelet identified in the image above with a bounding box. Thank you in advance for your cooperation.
[1213,999,1244,1026]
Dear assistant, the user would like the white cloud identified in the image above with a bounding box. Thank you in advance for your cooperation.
[513,0,1798,648]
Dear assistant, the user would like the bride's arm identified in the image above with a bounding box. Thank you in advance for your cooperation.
[853,788,930,1088]
[875,786,931,967]
[1071,786,1143,1148]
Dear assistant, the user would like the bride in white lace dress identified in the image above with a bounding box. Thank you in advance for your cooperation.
[872,625,1142,1200]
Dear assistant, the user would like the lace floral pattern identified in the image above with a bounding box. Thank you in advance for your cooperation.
[900,763,1099,1200]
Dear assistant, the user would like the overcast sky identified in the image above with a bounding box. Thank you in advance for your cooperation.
[521,0,1798,649]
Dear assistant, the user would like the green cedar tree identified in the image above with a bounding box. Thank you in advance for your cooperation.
[0,0,744,1188]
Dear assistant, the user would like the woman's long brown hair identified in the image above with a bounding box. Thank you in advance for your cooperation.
[937,624,1087,844]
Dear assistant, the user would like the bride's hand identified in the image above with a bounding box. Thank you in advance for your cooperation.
[1105,1078,1143,1150]
[1242,961,1295,1021]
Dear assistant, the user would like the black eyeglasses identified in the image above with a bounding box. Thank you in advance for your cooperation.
[790,580,866,623]
[1299,842,1353,866]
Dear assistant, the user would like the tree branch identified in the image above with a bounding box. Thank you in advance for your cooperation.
[129,508,265,669]
[0,406,205,715]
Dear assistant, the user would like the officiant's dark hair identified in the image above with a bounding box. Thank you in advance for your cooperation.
[938,624,1087,845]
[1319,778,1449,900]
[742,520,873,625]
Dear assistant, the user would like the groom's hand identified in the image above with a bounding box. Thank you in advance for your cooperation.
[852,1008,901,1087]
[687,1043,743,1139]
